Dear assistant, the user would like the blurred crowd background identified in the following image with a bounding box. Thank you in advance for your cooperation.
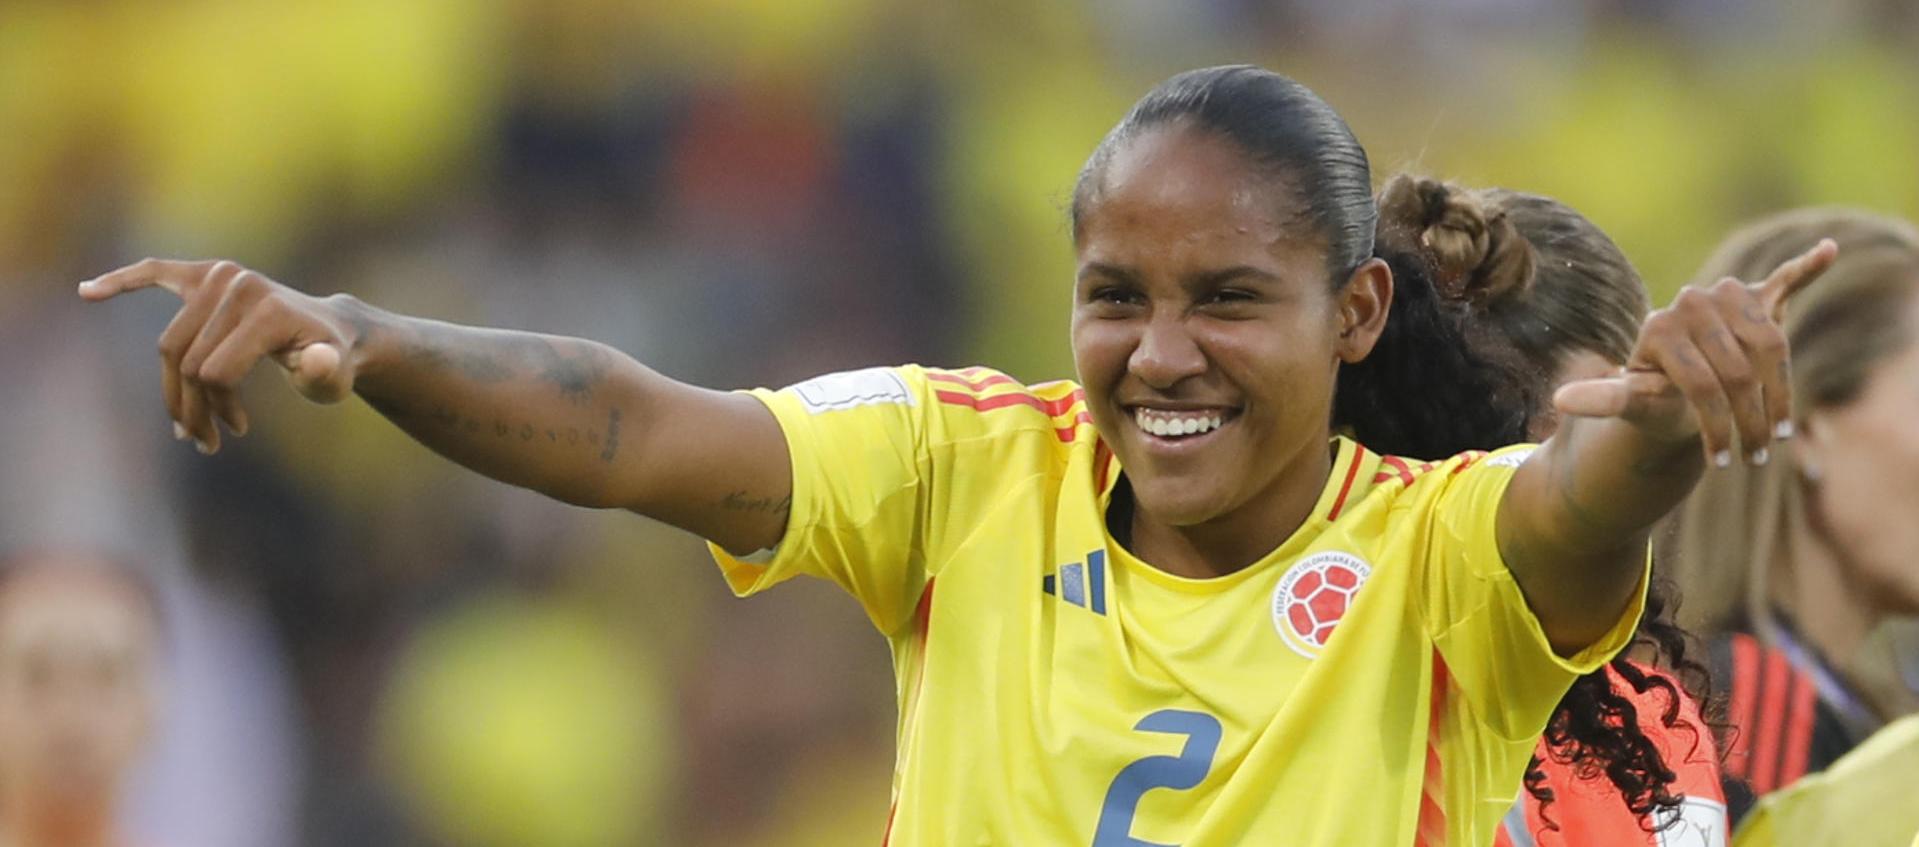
[3,1,1918,844]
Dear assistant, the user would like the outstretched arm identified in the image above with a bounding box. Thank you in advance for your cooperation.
[79,259,793,555]
[1496,240,1838,655]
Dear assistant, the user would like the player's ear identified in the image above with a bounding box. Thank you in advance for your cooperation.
[1791,412,1829,482]
[1334,257,1392,364]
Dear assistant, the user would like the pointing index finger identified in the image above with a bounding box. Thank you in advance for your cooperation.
[1754,238,1838,322]
[77,259,212,301]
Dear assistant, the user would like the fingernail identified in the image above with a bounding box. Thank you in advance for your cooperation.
[173,423,188,441]
[1775,420,1795,440]
[194,439,214,455]
[1751,448,1770,466]
[1714,450,1733,468]
[76,280,94,293]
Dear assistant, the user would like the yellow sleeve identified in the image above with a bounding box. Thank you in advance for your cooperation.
[1734,714,1919,847]
[1416,445,1650,739]
[707,365,934,635]
[1731,805,1776,847]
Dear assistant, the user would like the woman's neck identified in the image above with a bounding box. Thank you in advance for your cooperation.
[0,822,118,847]
[1127,440,1334,579]
[1776,519,1881,674]
[0,795,121,847]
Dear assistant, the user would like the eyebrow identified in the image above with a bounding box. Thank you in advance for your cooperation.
[1077,263,1280,288]
[1190,266,1280,289]
[1077,262,1137,284]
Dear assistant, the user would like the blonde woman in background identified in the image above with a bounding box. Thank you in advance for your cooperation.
[1662,208,1919,842]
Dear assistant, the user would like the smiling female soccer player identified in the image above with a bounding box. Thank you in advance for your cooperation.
[81,66,1830,844]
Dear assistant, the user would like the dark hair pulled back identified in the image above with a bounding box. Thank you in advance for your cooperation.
[1071,65,1377,279]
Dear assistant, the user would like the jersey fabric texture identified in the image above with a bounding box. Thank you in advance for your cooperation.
[709,365,1649,846]
[1731,712,1919,847]
[1495,662,1727,847]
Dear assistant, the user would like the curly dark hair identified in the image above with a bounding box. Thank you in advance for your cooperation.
[1529,578,1715,829]
[1335,175,1715,833]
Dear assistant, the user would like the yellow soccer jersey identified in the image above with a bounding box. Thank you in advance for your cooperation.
[710,365,1647,846]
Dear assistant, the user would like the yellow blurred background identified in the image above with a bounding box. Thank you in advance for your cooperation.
[1,1,1916,843]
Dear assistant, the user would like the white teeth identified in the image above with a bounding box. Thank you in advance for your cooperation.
[1133,408,1227,439]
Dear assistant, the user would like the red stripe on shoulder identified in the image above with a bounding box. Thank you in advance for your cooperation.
[1381,455,1417,486]
[927,369,1022,391]
[1094,438,1113,492]
[971,391,1050,413]
[935,385,1088,440]
[1326,446,1365,521]
[1055,411,1093,442]
[1450,450,1488,477]
[1726,633,1761,779]
[1051,388,1088,418]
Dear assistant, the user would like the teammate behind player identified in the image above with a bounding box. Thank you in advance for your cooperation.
[1343,174,1727,845]
[1661,209,1919,828]
[80,66,1831,844]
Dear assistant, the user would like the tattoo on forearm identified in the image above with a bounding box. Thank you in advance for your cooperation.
[721,491,792,515]
[403,326,611,404]
[537,342,611,405]
[369,395,618,461]
[404,324,514,383]
[600,408,622,464]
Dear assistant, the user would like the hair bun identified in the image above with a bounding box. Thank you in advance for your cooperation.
[1377,174,1536,308]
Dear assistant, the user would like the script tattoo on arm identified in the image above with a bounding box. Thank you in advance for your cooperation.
[720,490,792,517]
[599,407,622,464]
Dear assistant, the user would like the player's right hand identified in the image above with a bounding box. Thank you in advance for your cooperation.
[78,259,360,455]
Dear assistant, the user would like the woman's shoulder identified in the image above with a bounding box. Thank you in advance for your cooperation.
[907,366,1094,445]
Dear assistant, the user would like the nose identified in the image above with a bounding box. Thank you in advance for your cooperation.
[1128,313,1207,390]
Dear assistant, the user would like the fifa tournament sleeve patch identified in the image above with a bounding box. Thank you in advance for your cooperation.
[787,367,916,414]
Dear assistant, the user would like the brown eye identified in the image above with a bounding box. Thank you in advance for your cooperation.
[1206,289,1256,304]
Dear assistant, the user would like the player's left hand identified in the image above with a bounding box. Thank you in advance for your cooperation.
[1551,238,1838,467]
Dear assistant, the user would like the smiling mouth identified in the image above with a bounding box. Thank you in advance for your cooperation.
[1131,406,1238,439]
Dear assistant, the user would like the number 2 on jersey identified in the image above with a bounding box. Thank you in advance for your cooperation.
[1092,709,1222,847]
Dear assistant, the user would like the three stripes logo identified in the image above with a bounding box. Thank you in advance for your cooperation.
[1042,550,1108,615]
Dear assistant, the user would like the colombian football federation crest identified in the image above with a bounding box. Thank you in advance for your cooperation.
[1271,551,1372,658]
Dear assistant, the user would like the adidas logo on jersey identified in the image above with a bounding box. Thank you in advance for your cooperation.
[1042,550,1107,616]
